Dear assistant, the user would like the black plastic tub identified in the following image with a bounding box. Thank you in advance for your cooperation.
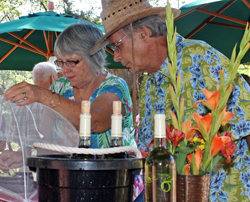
[27,154,144,202]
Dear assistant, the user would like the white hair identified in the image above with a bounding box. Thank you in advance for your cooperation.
[32,62,57,82]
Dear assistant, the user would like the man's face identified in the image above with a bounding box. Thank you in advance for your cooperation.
[109,29,148,72]
[48,2,54,11]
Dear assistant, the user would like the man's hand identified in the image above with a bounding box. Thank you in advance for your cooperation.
[0,150,23,172]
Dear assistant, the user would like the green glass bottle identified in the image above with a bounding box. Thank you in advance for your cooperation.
[145,114,176,202]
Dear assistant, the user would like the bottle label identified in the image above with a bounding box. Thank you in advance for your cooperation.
[79,114,91,137]
[111,114,122,137]
[147,173,172,192]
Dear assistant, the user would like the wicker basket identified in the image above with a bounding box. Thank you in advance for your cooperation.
[177,174,211,202]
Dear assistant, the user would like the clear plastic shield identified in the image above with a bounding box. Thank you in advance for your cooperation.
[0,96,79,202]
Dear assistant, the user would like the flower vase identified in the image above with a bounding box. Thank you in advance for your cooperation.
[177,174,211,202]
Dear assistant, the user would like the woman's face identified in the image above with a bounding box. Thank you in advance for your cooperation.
[58,54,93,88]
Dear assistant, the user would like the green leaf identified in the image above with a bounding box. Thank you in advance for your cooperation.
[218,85,233,111]
[175,146,195,154]
[219,69,225,95]
[191,153,199,175]
[199,166,207,175]
[176,152,187,174]
[175,141,188,174]
[209,154,223,173]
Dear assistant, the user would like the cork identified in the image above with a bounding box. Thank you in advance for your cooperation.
[81,100,90,114]
[113,101,121,115]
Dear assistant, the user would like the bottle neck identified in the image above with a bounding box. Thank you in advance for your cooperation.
[154,114,166,146]
[111,137,122,147]
[154,137,167,148]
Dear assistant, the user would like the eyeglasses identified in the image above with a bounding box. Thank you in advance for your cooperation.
[111,34,129,53]
[54,57,83,68]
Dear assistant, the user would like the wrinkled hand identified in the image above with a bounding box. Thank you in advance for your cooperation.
[4,81,49,106]
[0,150,23,172]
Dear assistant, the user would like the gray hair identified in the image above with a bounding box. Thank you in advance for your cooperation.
[122,15,167,37]
[32,62,57,82]
[54,23,107,76]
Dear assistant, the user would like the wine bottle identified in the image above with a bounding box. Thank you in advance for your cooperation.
[71,101,94,160]
[110,100,123,147]
[108,101,129,159]
[145,114,176,202]
[79,100,91,148]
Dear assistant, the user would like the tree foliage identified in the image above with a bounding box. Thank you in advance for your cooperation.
[238,64,250,77]
[0,71,33,90]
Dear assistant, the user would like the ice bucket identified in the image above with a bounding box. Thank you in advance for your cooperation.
[27,154,144,202]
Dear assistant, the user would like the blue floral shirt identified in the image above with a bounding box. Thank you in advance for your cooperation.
[139,34,250,201]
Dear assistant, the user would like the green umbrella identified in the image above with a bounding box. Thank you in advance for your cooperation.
[0,11,124,71]
[174,0,250,63]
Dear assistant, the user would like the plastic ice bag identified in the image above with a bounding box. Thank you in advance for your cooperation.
[0,96,79,202]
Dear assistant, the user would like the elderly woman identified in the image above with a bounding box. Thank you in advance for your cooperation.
[3,23,136,149]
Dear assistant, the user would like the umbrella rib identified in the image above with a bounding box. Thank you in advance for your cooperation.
[0,37,46,56]
[184,0,243,38]
[175,4,208,20]
[43,30,51,58]
[0,30,35,63]
[242,0,250,9]
[207,22,246,30]
[8,32,46,55]
[196,8,247,26]
[106,47,114,55]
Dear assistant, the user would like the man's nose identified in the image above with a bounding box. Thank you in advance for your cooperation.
[113,51,122,62]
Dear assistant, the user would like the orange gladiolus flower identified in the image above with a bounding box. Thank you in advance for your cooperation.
[195,148,203,171]
[193,88,220,110]
[219,107,234,126]
[182,120,197,141]
[185,164,190,175]
[193,112,213,134]
[182,120,191,135]
[186,148,203,173]
[210,136,224,157]
[187,153,192,163]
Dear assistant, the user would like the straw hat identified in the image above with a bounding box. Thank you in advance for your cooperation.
[90,0,181,55]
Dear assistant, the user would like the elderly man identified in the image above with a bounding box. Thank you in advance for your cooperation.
[32,62,58,89]
[91,0,250,201]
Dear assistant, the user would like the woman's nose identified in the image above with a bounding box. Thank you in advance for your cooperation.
[61,64,70,73]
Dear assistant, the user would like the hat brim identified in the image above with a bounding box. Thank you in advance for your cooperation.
[90,7,181,55]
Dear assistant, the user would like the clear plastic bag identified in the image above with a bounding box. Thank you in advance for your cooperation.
[0,96,79,202]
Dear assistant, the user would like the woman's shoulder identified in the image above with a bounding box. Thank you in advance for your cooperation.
[103,71,128,87]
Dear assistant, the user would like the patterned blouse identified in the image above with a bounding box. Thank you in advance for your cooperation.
[139,34,250,201]
[50,71,136,148]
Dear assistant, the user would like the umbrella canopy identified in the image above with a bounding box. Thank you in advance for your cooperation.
[0,11,124,71]
[174,0,250,63]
